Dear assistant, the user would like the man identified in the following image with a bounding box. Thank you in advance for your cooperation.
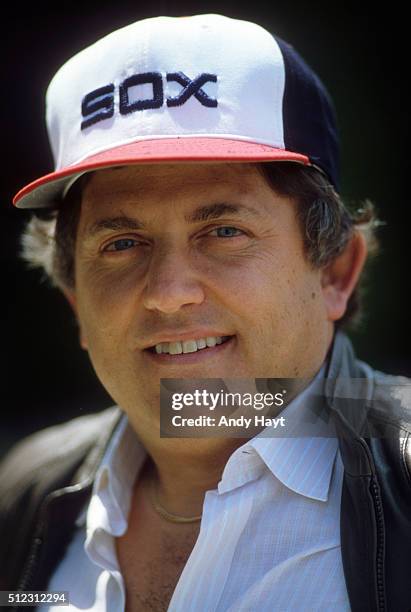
[0,13,410,612]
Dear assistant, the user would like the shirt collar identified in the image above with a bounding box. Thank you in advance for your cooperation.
[81,357,337,553]
[82,413,146,571]
[218,363,339,502]
[81,412,146,534]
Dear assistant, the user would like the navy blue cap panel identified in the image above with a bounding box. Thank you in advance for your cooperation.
[274,35,340,192]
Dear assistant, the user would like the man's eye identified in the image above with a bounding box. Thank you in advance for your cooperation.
[104,238,139,252]
[208,226,244,238]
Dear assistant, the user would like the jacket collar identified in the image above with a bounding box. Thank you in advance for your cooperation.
[324,331,376,477]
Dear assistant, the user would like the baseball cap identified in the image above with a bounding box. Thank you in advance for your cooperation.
[13,13,340,209]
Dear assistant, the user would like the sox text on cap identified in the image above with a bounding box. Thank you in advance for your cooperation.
[13,13,340,209]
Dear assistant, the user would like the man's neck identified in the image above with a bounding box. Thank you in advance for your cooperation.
[128,356,330,518]
[135,437,247,518]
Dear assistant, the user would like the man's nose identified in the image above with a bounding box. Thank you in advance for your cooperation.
[142,245,206,314]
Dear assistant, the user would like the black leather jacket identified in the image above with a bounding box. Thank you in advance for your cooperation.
[0,331,410,611]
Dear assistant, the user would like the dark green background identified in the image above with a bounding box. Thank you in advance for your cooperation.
[1,1,409,457]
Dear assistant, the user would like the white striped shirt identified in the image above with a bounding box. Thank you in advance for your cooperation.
[46,371,351,611]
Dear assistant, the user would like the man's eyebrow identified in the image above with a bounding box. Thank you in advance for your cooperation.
[86,203,264,237]
[184,202,264,223]
[86,216,144,237]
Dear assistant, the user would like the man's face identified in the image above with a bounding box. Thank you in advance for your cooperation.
[72,163,333,425]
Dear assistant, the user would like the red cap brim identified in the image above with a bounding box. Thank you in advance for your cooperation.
[13,137,310,208]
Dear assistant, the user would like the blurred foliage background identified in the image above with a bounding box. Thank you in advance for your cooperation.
[1,1,409,457]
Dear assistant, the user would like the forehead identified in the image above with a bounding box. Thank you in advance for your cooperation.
[80,162,291,219]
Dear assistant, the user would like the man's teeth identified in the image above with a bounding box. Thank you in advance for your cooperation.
[154,336,230,354]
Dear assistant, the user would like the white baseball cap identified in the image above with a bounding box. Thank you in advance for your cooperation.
[13,13,340,209]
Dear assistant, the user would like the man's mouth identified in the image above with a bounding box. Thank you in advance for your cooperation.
[146,335,233,355]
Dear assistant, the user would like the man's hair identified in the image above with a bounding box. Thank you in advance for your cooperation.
[20,162,381,330]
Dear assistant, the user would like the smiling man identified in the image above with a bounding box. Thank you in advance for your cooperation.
[1,13,410,612]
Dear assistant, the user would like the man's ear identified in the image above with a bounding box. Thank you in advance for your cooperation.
[62,289,88,350]
[321,231,368,322]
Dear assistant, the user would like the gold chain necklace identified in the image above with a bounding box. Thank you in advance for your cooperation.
[149,478,202,524]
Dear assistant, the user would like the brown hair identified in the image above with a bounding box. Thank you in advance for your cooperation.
[257,163,380,329]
